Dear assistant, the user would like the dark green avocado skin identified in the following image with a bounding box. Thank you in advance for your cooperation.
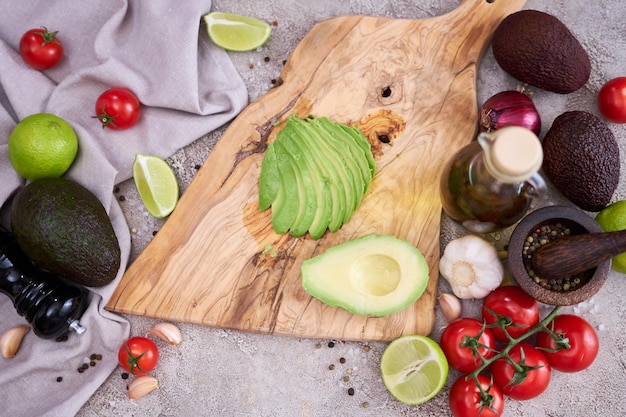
[492,10,591,94]
[542,111,619,212]
[10,177,121,287]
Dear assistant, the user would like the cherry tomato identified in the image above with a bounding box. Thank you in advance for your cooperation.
[482,286,539,342]
[598,77,626,123]
[118,336,159,375]
[491,342,551,400]
[19,27,64,70]
[94,87,141,130]
[449,374,504,417]
[536,314,599,373]
[440,317,497,373]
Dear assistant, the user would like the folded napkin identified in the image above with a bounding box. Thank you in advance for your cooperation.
[0,1,247,416]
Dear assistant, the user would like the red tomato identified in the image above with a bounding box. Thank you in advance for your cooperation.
[598,77,626,123]
[491,342,551,400]
[94,88,141,130]
[536,314,599,373]
[440,317,497,373]
[482,286,539,342]
[118,336,159,375]
[19,27,64,70]
[449,374,504,417]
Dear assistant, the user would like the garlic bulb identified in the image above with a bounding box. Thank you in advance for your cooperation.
[439,235,503,299]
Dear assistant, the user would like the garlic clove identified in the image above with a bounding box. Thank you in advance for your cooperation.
[146,322,182,345]
[1,325,31,358]
[128,375,159,401]
[438,293,462,323]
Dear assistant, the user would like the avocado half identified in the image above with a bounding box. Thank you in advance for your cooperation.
[301,234,429,317]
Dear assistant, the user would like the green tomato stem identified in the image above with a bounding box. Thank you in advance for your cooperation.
[467,305,562,381]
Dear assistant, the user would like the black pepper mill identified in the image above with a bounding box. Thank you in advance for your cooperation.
[0,226,89,339]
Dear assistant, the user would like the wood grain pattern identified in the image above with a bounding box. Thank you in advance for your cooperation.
[106,0,526,341]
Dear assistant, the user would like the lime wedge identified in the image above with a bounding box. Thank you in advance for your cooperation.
[380,335,449,405]
[132,154,179,218]
[203,11,272,52]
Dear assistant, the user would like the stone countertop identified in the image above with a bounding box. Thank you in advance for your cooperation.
[77,1,626,416]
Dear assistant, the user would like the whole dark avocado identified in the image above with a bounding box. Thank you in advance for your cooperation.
[492,10,591,94]
[10,177,121,287]
[542,111,619,212]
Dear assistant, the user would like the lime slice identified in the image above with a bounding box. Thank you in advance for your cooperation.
[132,154,179,218]
[380,335,449,405]
[203,12,272,52]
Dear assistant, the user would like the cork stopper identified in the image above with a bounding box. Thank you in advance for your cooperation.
[481,126,543,183]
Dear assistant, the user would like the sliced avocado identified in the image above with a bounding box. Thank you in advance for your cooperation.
[301,234,429,317]
[270,141,300,234]
[314,117,369,206]
[294,117,348,232]
[278,126,317,237]
[10,178,121,287]
[258,143,279,211]
[339,123,376,182]
[282,127,332,240]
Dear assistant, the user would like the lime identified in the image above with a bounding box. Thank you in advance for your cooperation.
[8,113,78,181]
[203,12,272,52]
[132,154,179,218]
[596,200,626,273]
[380,335,449,405]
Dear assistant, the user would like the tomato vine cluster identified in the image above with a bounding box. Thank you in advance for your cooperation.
[440,286,599,417]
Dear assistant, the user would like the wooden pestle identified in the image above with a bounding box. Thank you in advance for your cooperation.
[530,229,626,279]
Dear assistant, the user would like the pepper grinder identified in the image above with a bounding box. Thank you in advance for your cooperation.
[0,226,89,339]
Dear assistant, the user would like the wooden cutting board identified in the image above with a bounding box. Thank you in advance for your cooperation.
[107,0,526,341]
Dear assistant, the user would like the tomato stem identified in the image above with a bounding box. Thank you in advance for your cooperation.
[466,305,562,382]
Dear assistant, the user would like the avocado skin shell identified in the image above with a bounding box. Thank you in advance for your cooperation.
[542,111,619,212]
[492,10,591,94]
[10,177,121,287]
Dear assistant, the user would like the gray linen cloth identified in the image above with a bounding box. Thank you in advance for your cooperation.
[0,1,247,416]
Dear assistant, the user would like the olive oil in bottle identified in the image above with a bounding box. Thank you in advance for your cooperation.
[440,126,545,233]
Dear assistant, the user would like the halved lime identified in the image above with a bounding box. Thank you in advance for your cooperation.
[380,335,449,405]
[132,154,179,218]
[596,200,626,273]
[203,11,272,52]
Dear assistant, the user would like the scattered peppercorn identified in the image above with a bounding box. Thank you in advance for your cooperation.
[271,79,277,85]
[315,343,322,349]
[248,63,254,69]
[264,56,270,62]
[89,361,96,367]
[363,345,370,352]
[343,375,350,382]
[121,372,129,380]
[118,195,126,202]
[348,388,355,396]
[362,402,369,408]
[339,357,346,364]
[56,376,63,383]
[114,186,120,193]
[328,341,335,348]
[90,354,97,360]
[272,21,278,27]
[328,364,335,370]
[194,164,201,170]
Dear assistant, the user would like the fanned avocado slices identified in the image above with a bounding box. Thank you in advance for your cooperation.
[258,115,376,239]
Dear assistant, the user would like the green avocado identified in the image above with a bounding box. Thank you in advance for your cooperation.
[258,143,279,211]
[278,127,318,237]
[295,117,349,231]
[258,115,376,239]
[10,177,121,287]
[301,234,429,317]
[270,140,300,234]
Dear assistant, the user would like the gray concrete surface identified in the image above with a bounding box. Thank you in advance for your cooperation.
[76,1,626,416]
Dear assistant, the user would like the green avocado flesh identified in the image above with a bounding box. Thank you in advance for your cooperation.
[301,234,429,316]
[258,115,375,239]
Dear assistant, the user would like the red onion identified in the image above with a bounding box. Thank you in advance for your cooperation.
[479,90,541,136]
